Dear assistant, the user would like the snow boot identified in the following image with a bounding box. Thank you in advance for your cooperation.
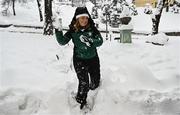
[75,96,87,109]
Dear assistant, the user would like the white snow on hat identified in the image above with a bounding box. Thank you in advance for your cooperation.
[76,13,89,19]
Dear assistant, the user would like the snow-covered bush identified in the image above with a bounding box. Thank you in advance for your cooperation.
[1,6,10,16]
[170,4,180,14]
[91,6,98,19]
[144,3,153,14]
[129,3,138,16]
[109,10,121,27]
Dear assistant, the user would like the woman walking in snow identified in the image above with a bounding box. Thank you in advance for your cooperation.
[54,7,103,109]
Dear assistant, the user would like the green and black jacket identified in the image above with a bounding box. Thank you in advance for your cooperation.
[55,27,103,59]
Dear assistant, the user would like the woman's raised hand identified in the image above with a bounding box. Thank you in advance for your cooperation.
[52,15,62,31]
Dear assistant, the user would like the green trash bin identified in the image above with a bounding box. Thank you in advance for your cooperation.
[119,24,133,43]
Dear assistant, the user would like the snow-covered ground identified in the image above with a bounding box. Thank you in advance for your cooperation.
[0,1,180,115]
[0,31,180,115]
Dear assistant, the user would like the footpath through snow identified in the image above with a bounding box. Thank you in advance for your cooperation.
[0,31,180,115]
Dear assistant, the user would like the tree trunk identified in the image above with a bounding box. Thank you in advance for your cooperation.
[166,6,169,12]
[72,0,74,7]
[12,0,16,16]
[152,0,166,35]
[37,0,43,22]
[43,0,53,35]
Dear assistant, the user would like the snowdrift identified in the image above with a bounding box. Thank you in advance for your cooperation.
[0,31,180,115]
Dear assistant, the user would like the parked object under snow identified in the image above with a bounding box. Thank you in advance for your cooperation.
[146,33,169,45]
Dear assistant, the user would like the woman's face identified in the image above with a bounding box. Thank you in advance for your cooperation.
[78,16,89,27]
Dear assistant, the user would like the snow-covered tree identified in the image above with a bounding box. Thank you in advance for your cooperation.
[152,0,166,35]
[1,0,16,15]
[43,0,53,35]
[1,0,28,16]
[151,0,180,34]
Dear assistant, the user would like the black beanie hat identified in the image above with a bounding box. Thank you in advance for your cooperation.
[74,7,89,19]
[69,7,96,31]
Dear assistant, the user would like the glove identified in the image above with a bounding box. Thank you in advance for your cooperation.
[52,15,62,31]
[79,35,93,47]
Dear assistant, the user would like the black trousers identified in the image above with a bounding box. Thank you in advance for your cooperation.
[73,55,100,103]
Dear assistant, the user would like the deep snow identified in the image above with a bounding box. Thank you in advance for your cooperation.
[0,31,180,115]
[0,1,180,115]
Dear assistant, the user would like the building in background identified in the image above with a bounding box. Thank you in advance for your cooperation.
[133,0,157,7]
